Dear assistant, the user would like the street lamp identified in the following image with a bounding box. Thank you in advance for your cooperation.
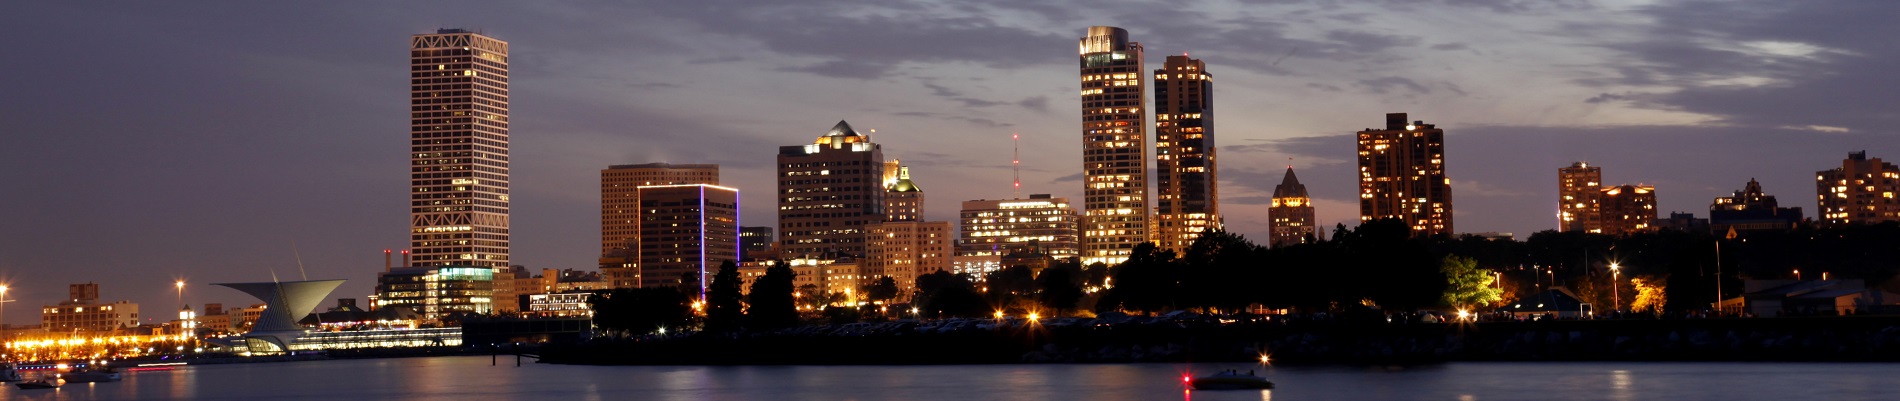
[1609,262,1621,313]
[1,285,10,337]
[175,280,186,308]
[1793,269,1801,281]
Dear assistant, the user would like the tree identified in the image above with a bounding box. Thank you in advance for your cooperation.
[704,260,744,333]
[1439,255,1502,310]
[1035,265,1085,314]
[862,276,900,305]
[587,287,692,337]
[1100,242,1179,313]
[796,284,826,310]
[1630,276,1667,314]
[914,270,990,318]
[745,262,798,330]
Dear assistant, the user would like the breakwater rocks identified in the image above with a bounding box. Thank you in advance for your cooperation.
[537,317,1900,365]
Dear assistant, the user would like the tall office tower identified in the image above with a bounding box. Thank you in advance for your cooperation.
[600,163,720,255]
[1558,162,1604,233]
[1268,167,1316,248]
[1153,55,1219,254]
[885,165,923,222]
[1711,178,1803,233]
[636,184,740,295]
[957,194,1081,259]
[1598,184,1657,236]
[409,29,511,269]
[1078,26,1149,265]
[864,220,953,295]
[739,226,775,261]
[1357,113,1452,237]
[778,121,885,259]
[1816,151,1900,225]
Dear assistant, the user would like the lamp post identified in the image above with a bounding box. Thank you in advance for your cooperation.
[1610,263,1621,313]
[1793,269,1801,281]
[1,285,10,338]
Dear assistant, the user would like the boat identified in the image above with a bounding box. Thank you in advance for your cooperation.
[13,379,60,389]
[1189,369,1274,390]
[64,369,123,383]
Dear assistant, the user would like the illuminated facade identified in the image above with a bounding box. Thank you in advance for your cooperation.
[1558,162,1603,233]
[740,226,774,261]
[1078,26,1149,265]
[885,165,923,222]
[865,221,953,295]
[1599,184,1658,236]
[958,195,1081,259]
[39,283,139,333]
[1268,167,1316,248]
[778,121,885,259]
[409,29,511,269]
[1816,151,1900,225]
[1711,178,1803,232]
[214,279,347,352]
[1357,113,1452,237]
[375,266,494,320]
[1153,55,1220,254]
[636,184,740,296]
[600,163,720,287]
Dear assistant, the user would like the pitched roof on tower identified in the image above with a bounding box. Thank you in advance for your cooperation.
[1273,166,1308,198]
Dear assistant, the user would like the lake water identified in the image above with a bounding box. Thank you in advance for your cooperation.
[5,356,1896,400]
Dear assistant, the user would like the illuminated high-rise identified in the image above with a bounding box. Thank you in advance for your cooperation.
[637,184,740,295]
[884,165,923,222]
[1816,151,1900,225]
[1558,162,1603,233]
[1153,55,1219,254]
[1268,167,1315,248]
[957,195,1080,259]
[1078,26,1149,265]
[778,121,885,259]
[408,29,510,268]
[1357,113,1452,237]
[1599,184,1657,236]
[599,163,719,287]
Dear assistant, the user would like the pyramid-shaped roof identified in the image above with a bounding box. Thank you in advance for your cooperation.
[1273,167,1308,198]
[825,120,860,137]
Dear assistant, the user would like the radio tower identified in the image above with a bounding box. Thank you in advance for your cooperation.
[1012,132,1022,198]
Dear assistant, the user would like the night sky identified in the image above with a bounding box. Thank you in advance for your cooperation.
[3,1,1896,325]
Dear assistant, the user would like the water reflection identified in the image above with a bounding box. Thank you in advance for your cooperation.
[1610,369,1633,401]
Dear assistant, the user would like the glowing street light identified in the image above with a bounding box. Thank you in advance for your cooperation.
[1609,263,1621,312]
[1793,269,1801,281]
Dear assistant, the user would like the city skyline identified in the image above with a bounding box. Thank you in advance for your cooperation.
[5,1,1900,324]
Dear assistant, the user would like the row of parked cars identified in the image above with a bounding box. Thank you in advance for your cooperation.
[773,310,1250,337]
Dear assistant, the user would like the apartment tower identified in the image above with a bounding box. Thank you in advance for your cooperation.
[1356,113,1452,237]
[1078,26,1149,265]
[1816,151,1900,225]
[408,29,511,268]
[1558,162,1603,232]
[1153,54,1220,254]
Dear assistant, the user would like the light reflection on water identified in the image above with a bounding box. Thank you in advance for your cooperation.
[1,357,1895,400]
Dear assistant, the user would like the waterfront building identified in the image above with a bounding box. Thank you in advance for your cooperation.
[601,163,720,288]
[1078,26,1150,265]
[39,283,139,333]
[636,184,740,296]
[778,121,885,259]
[491,266,531,315]
[1711,178,1803,233]
[408,29,511,269]
[1599,184,1658,236]
[1153,54,1220,255]
[864,221,953,295]
[374,266,493,320]
[1816,151,1900,225]
[213,279,346,352]
[1357,113,1452,237]
[1558,162,1603,233]
[525,291,602,317]
[740,226,775,261]
[1268,167,1316,248]
[957,195,1080,259]
[884,165,923,222]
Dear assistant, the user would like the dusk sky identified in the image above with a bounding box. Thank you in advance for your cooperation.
[3,1,1896,325]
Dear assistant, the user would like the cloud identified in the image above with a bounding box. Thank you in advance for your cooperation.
[1355,76,1431,95]
[1018,96,1050,113]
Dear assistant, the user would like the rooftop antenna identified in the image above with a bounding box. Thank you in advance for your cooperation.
[1012,132,1022,199]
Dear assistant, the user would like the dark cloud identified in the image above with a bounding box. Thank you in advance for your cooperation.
[1355,76,1431,95]
[1430,43,1470,51]
[1018,96,1051,113]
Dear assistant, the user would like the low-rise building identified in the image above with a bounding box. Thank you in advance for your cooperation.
[40,283,140,333]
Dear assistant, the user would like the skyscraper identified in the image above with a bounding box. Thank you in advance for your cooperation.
[1598,184,1657,236]
[408,29,510,269]
[637,184,740,295]
[739,226,775,261]
[1357,113,1452,237]
[884,165,923,222]
[778,121,884,259]
[957,195,1081,259]
[1153,54,1219,254]
[1816,151,1900,225]
[1078,26,1149,265]
[1268,167,1315,248]
[600,163,720,255]
[1558,162,1603,233]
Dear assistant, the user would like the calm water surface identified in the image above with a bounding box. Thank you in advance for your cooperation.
[4,356,1895,400]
